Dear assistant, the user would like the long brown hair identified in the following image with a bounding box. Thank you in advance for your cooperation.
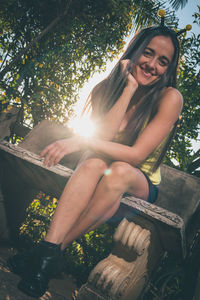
[84,26,180,171]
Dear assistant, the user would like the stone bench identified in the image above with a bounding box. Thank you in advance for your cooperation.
[0,118,200,299]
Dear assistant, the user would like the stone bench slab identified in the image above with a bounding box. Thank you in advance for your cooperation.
[0,120,200,259]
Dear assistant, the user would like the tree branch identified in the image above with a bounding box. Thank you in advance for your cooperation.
[0,0,72,81]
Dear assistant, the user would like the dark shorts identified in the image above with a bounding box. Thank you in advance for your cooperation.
[123,171,159,204]
[141,171,159,204]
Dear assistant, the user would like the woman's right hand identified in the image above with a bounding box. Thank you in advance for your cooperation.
[40,137,81,167]
[120,59,138,92]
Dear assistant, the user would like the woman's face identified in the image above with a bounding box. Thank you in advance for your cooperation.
[134,35,175,86]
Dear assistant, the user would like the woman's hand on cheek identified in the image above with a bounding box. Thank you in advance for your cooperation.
[40,137,80,167]
[120,59,138,91]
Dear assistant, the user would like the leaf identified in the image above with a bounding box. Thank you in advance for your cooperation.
[169,0,188,10]
[187,157,200,173]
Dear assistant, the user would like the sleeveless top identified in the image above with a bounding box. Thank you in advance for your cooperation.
[114,116,171,186]
[138,137,167,185]
[138,117,172,185]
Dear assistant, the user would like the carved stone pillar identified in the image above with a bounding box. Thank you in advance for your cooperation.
[77,218,162,300]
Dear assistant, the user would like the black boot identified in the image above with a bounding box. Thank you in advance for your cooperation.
[16,241,64,298]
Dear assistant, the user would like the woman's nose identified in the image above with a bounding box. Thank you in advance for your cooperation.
[147,58,157,70]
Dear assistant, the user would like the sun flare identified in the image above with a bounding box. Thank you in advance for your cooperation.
[68,116,96,138]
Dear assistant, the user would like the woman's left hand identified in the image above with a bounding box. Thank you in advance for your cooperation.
[120,59,138,92]
[40,137,81,167]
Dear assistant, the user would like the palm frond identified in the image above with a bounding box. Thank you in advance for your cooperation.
[169,0,188,10]
[132,0,178,32]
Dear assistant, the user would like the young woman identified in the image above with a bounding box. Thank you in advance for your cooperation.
[8,25,183,298]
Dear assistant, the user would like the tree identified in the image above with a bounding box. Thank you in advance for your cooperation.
[165,7,200,177]
[0,0,177,126]
[169,0,188,10]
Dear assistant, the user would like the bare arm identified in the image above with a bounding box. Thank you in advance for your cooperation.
[41,88,182,167]
[94,60,138,141]
[40,60,138,167]
[83,87,183,166]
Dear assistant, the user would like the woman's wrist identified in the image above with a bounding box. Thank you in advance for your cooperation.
[123,84,137,97]
[78,136,93,150]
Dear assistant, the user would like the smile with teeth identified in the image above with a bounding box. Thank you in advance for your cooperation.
[140,66,155,79]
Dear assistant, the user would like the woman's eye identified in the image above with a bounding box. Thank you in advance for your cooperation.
[159,59,168,67]
[143,50,152,57]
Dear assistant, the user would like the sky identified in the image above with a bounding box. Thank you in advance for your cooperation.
[175,0,199,35]
[72,0,200,151]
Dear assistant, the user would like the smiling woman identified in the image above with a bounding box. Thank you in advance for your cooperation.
[134,35,175,86]
[7,23,184,298]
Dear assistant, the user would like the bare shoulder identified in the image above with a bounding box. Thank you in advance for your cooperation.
[159,87,183,111]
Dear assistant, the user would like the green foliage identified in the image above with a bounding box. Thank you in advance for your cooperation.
[169,0,188,10]
[20,192,58,241]
[0,0,134,124]
[165,8,200,176]
[0,0,177,125]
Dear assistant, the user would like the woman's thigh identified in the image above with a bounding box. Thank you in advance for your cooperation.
[77,150,110,169]
[76,157,149,201]
[108,161,149,201]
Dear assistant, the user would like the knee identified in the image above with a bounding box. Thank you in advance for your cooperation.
[80,157,108,175]
[103,162,137,192]
[111,161,134,177]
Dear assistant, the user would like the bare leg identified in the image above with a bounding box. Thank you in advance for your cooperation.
[61,198,120,249]
[8,160,149,299]
[45,156,108,244]
[59,161,149,249]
